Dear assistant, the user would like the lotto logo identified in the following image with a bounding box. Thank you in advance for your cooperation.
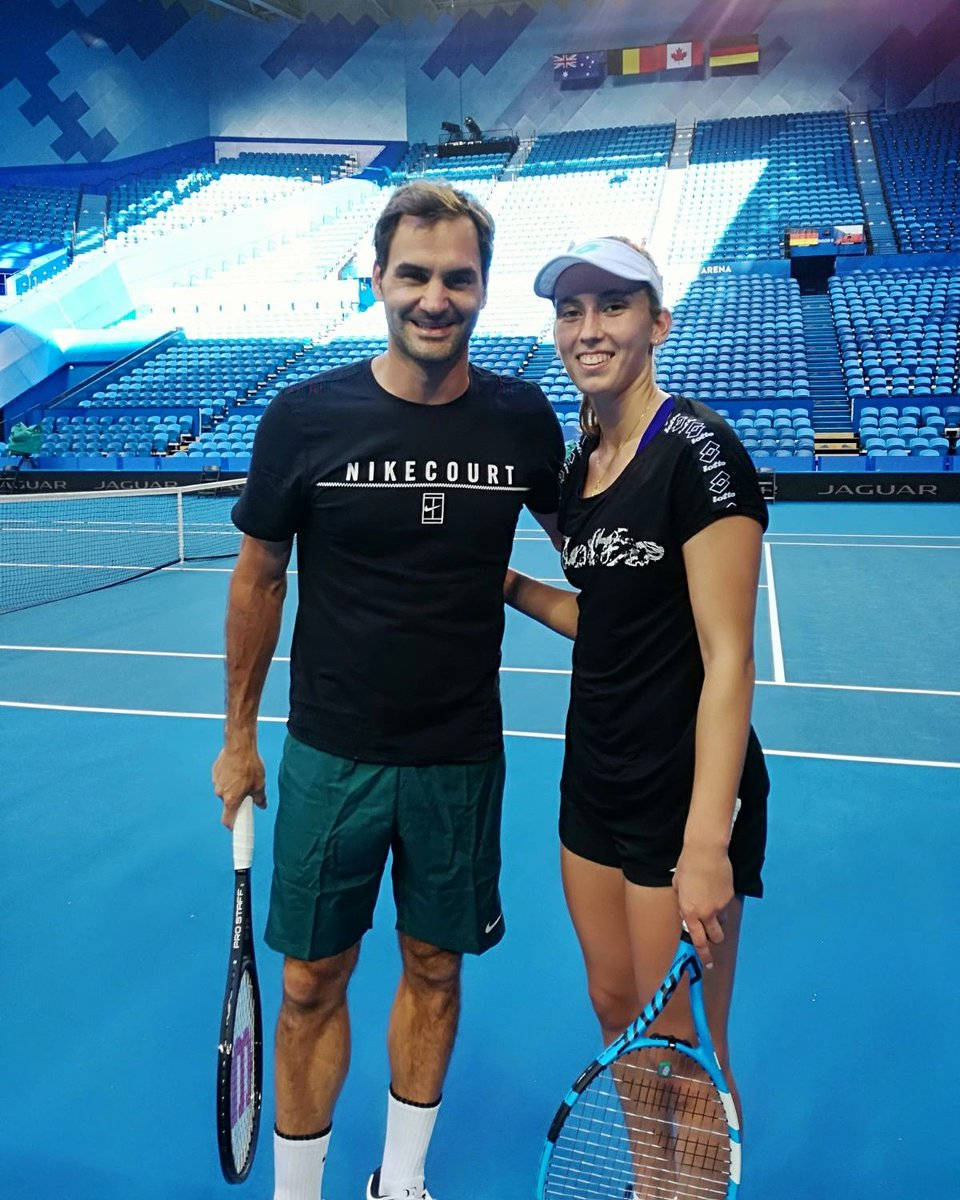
[422,493,445,524]
[709,472,732,495]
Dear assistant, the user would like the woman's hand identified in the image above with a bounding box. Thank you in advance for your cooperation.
[672,842,734,968]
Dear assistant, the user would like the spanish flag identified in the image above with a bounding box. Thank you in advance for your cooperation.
[709,36,760,76]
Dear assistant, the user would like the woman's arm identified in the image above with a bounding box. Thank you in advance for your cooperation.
[673,515,763,965]
[504,568,579,640]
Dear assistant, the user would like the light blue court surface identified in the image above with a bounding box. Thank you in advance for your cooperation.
[1,502,959,1200]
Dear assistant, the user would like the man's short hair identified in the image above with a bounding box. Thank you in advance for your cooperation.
[373,181,495,283]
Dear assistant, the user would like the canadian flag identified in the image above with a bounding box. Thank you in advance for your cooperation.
[666,41,704,68]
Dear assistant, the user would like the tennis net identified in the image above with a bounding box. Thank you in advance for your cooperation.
[0,477,246,614]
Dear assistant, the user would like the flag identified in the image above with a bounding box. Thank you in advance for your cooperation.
[663,41,705,80]
[555,50,607,87]
[709,36,760,76]
[666,42,703,69]
[607,44,666,76]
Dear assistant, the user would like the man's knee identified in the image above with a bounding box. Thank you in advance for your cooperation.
[398,934,461,997]
[281,946,359,1017]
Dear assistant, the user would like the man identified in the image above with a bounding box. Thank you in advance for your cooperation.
[212,181,565,1200]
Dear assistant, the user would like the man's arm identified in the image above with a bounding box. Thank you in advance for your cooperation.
[530,508,563,550]
[212,533,293,829]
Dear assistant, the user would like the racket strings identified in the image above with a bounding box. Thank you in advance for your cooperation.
[543,1047,732,1200]
[230,967,259,1171]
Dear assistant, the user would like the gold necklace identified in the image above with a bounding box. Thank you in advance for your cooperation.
[586,398,660,496]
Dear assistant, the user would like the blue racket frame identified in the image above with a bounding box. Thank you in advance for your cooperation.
[536,932,741,1199]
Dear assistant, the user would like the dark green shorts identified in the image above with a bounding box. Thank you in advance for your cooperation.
[266,734,506,961]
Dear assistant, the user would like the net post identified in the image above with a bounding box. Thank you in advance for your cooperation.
[176,489,186,563]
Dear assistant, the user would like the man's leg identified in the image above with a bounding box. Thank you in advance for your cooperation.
[369,935,462,1198]
[274,945,360,1200]
[369,753,503,1198]
[389,934,462,1100]
[268,737,395,1198]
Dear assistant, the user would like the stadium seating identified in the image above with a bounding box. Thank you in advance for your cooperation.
[656,275,811,403]
[672,111,863,263]
[483,169,666,274]
[522,125,673,173]
[830,266,960,402]
[0,184,78,245]
[416,152,512,181]
[871,103,960,253]
[5,104,960,474]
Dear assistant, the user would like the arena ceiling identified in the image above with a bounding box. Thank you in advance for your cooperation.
[201,0,593,22]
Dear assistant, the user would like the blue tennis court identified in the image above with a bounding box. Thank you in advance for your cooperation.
[1,500,958,1200]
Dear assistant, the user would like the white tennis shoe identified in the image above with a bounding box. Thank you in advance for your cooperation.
[366,1167,434,1200]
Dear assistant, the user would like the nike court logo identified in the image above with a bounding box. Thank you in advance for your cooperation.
[484,914,503,934]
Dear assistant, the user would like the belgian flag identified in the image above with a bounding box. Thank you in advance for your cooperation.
[607,44,667,76]
[709,36,760,76]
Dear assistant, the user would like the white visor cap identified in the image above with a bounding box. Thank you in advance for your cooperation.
[534,238,663,305]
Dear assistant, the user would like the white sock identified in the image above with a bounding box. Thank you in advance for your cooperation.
[274,1125,331,1200]
[378,1088,440,1196]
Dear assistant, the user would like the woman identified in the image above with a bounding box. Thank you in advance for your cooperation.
[507,238,769,1130]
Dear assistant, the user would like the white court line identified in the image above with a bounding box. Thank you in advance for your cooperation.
[500,666,570,675]
[2,645,959,699]
[0,644,226,660]
[756,678,960,699]
[514,526,960,543]
[764,540,960,551]
[517,530,960,547]
[763,748,960,769]
[768,531,960,541]
[763,542,786,684]
[0,699,260,721]
[0,699,957,768]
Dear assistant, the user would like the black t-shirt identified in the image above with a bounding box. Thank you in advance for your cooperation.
[232,358,565,764]
[558,396,769,814]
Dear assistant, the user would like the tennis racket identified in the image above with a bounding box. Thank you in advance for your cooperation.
[536,930,741,1200]
[216,795,264,1184]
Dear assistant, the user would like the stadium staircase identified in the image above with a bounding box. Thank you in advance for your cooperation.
[847,113,899,255]
[503,138,535,178]
[75,191,108,255]
[645,124,693,261]
[521,341,560,386]
[647,169,687,267]
[800,293,855,445]
[668,125,695,169]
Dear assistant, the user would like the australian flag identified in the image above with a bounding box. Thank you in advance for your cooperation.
[553,50,607,88]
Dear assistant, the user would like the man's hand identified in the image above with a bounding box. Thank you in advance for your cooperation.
[213,742,268,829]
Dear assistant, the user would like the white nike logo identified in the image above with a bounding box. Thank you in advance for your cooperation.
[484,914,503,934]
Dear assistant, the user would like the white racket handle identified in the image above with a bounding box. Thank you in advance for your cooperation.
[233,795,254,871]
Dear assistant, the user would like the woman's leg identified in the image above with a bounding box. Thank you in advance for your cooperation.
[621,885,744,1198]
[622,886,744,1119]
[560,845,640,1044]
